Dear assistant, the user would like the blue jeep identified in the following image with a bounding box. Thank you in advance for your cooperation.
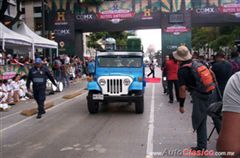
[87,51,145,114]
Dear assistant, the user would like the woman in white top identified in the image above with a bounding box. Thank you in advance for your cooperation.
[11,74,21,103]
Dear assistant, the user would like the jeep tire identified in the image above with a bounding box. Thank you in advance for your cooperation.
[87,92,99,114]
[135,91,144,114]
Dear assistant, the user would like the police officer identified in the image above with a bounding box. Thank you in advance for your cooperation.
[27,58,57,119]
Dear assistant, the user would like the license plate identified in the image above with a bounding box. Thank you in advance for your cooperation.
[92,94,104,100]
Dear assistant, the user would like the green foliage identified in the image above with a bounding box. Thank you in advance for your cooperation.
[192,26,240,51]
[87,31,134,49]
[127,38,142,51]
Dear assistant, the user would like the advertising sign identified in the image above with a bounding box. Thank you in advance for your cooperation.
[48,0,75,55]
[46,0,240,57]
[0,65,29,80]
[192,0,240,26]
[162,0,192,56]
[74,0,161,32]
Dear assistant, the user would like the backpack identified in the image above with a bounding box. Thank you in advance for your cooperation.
[183,61,216,93]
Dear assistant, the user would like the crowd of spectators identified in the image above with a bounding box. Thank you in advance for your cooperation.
[0,51,92,111]
[161,48,240,155]
[162,50,240,103]
[0,74,29,110]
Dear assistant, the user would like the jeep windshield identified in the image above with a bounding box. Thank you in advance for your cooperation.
[97,56,142,68]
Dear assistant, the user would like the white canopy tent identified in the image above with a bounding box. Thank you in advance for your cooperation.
[0,22,32,51]
[14,22,59,59]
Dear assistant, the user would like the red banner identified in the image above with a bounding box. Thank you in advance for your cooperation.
[98,12,135,20]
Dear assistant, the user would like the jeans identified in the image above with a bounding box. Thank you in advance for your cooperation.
[62,75,70,87]
[167,80,179,101]
[208,90,222,134]
[197,116,207,149]
[191,91,210,149]
[54,69,62,82]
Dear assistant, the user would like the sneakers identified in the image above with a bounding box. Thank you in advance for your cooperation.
[20,97,26,101]
[168,100,173,104]
[36,114,42,119]
[24,96,29,100]
[0,103,10,111]
[191,147,206,151]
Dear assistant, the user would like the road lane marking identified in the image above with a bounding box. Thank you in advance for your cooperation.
[0,87,86,121]
[146,84,155,158]
[0,91,87,133]
[0,111,21,120]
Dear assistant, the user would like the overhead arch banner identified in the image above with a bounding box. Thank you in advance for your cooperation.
[47,0,240,55]
[74,0,162,32]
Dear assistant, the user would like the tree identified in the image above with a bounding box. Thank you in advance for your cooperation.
[0,0,23,28]
[146,44,156,60]
[87,31,134,50]
[192,26,240,52]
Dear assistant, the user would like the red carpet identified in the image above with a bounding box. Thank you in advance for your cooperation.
[145,78,161,83]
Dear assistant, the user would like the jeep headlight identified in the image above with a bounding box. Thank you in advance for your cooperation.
[99,79,106,86]
[123,78,131,86]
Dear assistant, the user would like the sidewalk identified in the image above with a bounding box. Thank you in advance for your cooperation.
[0,79,87,118]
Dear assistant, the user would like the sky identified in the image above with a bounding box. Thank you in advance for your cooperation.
[136,29,162,52]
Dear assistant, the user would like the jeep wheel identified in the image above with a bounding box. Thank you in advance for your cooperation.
[87,92,99,114]
[135,91,144,114]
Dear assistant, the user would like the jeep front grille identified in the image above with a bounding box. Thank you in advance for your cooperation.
[107,79,123,94]
[98,76,132,96]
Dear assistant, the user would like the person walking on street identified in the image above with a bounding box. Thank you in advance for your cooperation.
[27,58,57,119]
[161,55,169,94]
[166,55,179,103]
[173,45,216,151]
[147,61,155,78]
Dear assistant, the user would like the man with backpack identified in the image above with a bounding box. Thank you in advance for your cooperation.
[173,45,216,151]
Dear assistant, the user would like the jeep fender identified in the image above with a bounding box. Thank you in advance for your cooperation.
[87,81,101,91]
[129,81,143,91]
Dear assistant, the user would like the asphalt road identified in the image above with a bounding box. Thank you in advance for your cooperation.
[1,70,219,158]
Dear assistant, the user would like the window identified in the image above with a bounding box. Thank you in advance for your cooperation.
[34,7,42,13]
[34,18,42,31]
[22,8,25,14]
[98,56,142,68]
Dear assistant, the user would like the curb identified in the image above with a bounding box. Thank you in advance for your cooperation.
[21,101,54,116]
[62,89,87,99]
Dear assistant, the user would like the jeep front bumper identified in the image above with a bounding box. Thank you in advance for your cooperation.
[87,95,143,102]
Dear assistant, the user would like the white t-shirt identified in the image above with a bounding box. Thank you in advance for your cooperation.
[10,81,20,91]
[2,84,8,93]
[0,53,4,65]
[223,71,240,113]
[65,56,70,64]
